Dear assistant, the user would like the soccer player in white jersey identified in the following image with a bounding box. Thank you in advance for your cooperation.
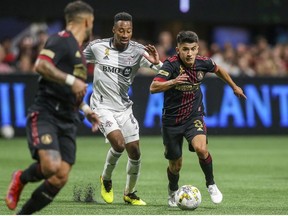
[83,12,162,205]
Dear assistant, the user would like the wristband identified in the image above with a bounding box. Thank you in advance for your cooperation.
[81,104,91,116]
[65,74,76,86]
[154,62,163,69]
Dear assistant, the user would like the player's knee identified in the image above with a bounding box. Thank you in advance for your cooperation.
[41,161,61,178]
[170,165,181,174]
[173,166,181,174]
[170,160,182,174]
[55,174,69,187]
[108,131,125,152]
[112,140,125,152]
[49,173,69,188]
[174,164,182,173]
[126,144,141,160]
[195,149,208,159]
[193,144,207,156]
[128,151,141,160]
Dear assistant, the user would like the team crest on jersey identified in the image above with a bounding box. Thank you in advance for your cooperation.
[103,48,110,60]
[41,134,52,145]
[196,71,204,81]
[179,65,185,74]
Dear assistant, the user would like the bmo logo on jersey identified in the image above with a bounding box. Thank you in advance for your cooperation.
[103,66,132,77]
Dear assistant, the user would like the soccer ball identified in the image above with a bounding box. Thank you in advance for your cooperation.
[0,125,15,139]
[175,185,201,210]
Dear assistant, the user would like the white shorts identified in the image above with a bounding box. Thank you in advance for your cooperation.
[93,106,139,144]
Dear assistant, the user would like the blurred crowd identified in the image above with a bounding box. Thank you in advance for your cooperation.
[1,30,288,77]
[156,31,288,77]
[0,30,48,74]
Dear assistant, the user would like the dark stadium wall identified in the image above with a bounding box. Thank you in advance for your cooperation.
[1,74,287,136]
[1,0,288,24]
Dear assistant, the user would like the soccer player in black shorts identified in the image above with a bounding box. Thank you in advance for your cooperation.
[150,31,246,206]
[5,1,100,214]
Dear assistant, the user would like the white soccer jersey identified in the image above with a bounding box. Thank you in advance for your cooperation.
[84,38,153,111]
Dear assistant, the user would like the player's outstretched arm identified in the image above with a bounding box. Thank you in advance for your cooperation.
[34,58,88,101]
[215,65,247,99]
[79,102,100,132]
[150,73,189,93]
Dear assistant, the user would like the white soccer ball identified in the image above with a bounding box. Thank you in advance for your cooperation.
[175,185,201,210]
[0,125,15,139]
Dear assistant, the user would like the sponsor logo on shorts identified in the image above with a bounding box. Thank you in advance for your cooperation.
[194,119,204,132]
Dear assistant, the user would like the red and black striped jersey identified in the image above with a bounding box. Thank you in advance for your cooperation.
[30,30,88,122]
[153,54,217,126]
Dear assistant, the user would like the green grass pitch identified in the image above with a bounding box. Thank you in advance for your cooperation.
[0,135,287,215]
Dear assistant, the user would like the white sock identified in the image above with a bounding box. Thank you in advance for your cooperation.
[125,157,141,194]
[102,147,122,180]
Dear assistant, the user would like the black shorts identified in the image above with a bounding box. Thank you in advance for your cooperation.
[26,111,77,165]
[162,116,207,160]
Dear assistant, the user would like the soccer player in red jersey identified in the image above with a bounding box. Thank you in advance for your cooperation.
[150,30,246,206]
[5,1,99,214]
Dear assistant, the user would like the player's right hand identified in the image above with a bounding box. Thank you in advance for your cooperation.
[233,86,247,99]
[71,78,87,101]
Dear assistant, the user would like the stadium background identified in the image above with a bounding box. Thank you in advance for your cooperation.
[1,0,288,137]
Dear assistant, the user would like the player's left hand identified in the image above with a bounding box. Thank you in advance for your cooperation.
[233,86,247,99]
[144,44,160,65]
[86,112,100,132]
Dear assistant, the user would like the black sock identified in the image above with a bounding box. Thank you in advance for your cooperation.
[199,153,215,187]
[17,180,60,215]
[20,163,45,184]
[167,167,179,191]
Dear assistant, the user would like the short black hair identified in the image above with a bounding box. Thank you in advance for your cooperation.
[64,1,94,23]
[114,12,132,25]
[176,31,199,44]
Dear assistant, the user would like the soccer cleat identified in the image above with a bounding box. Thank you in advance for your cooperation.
[207,184,223,204]
[100,176,113,204]
[168,187,177,207]
[5,170,25,210]
[123,191,146,205]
